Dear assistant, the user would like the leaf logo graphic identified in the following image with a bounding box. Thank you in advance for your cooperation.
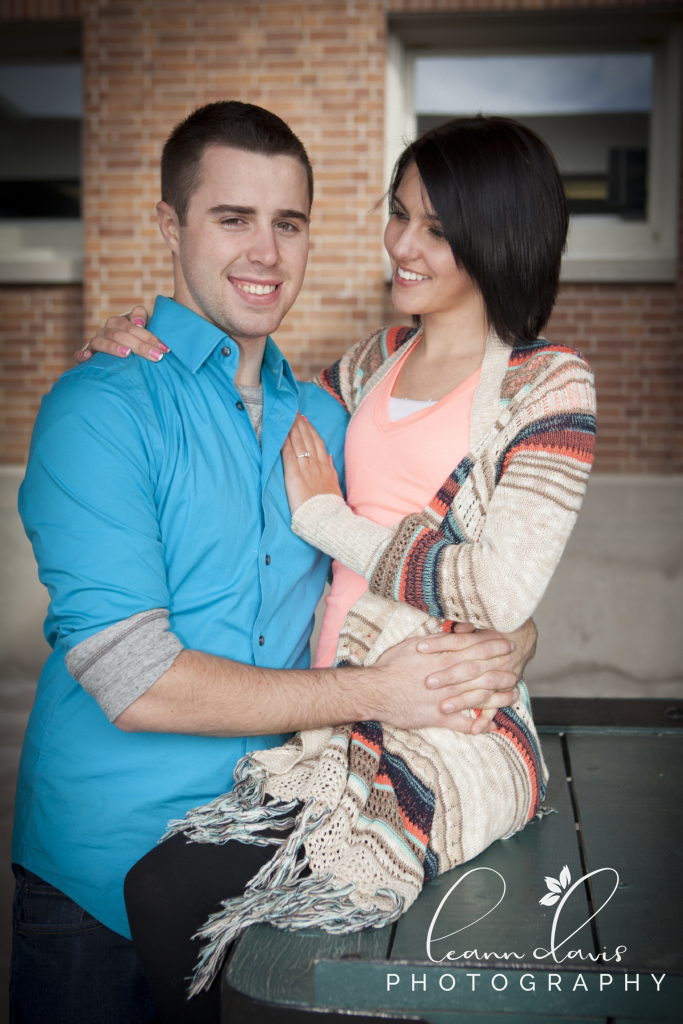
[539,865,572,906]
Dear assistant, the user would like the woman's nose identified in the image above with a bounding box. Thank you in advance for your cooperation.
[391,225,420,262]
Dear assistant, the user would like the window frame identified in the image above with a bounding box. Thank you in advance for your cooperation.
[0,19,82,285]
[385,10,682,284]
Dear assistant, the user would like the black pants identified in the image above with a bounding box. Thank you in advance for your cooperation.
[125,822,299,1024]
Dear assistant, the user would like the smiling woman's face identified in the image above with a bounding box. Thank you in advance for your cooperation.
[384,161,480,321]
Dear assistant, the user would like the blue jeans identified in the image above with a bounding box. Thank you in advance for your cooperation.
[10,864,159,1024]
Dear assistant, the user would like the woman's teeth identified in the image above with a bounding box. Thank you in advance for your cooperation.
[397,267,429,281]
[236,282,278,295]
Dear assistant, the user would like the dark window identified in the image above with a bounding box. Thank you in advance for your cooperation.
[415,53,652,221]
[0,21,82,220]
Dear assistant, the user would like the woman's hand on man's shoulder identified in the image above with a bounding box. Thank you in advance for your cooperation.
[75,306,168,364]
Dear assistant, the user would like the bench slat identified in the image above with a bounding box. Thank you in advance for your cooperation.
[567,733,683,973]
[226,920,392,1007]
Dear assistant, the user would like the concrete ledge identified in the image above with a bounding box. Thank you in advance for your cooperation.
[0,257,83,284]
[560,258,677,283]
[526,473,683,698]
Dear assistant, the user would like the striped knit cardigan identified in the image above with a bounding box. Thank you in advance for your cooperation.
[169,325,596,996]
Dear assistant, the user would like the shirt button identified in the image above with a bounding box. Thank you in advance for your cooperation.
[221,346,231,357]
[236,401,245,411]
[265,555,271,565]
[259,635,265,646]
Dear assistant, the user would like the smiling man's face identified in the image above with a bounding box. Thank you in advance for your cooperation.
[157,144,311,345]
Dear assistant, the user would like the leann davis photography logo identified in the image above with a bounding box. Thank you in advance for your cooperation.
[383,864,667,998]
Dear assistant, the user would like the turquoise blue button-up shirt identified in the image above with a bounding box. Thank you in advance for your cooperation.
[15,296,348,937]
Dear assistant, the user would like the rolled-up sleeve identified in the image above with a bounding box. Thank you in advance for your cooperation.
[19,364,179,715]
[65,608,183,721]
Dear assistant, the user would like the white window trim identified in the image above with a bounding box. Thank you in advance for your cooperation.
[385,31,681,284]
[0,220,83,284]
[383,35,416,282]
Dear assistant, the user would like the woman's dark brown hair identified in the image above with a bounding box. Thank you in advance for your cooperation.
[390,116,569,344]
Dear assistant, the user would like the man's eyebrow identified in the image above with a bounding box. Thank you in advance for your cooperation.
[276,208,309,224]
[207,204,308,224]
[208,204,256,217]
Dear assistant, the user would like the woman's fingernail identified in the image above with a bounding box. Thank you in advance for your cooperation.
[417,641,429,652]
[443,703,454,713]
[426,676,439,688]
[133,318,146,327]
[158,342,170,353]
[512,690,519,701]
[150,349,163,361]
[119,346,131,356]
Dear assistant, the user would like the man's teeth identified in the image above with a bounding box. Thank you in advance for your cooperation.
[236,282,278,295]
[398,267,429,281]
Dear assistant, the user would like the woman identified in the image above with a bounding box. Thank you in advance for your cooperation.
[85,116,595,1022]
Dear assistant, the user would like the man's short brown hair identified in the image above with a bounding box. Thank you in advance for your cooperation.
[161,100,314,224]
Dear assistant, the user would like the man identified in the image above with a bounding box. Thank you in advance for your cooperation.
[14,101,534,1023]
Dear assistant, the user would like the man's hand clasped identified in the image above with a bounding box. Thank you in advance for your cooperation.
[372,630,521,735]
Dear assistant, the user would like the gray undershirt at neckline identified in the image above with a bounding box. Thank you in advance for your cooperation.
[235,384,264,445]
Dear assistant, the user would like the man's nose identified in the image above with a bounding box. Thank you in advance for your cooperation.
[247,225,280,266]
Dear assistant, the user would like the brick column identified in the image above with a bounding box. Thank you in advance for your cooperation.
[82,0,387,380]
[0,0,83,463]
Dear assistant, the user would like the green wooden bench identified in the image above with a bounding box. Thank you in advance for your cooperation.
[222,699,683,1023]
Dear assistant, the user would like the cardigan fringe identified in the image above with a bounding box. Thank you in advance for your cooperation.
[185,782,404,996]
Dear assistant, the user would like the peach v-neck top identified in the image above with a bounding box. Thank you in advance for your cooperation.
[315,344,481,668]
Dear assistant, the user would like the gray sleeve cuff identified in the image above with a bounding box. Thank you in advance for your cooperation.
[65,608,184,722]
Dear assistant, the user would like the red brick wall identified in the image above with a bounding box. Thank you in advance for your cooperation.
[0,0,681,472]
[549,285,679,473]
[0,285,82,463]
[81,0,387,385]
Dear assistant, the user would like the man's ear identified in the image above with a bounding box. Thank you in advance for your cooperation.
[157,201,181,255]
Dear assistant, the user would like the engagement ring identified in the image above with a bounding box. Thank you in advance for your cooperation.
[296,452,311,459]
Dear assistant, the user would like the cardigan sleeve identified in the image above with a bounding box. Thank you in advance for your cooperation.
[291,494,396,577]
[292,363,596,634]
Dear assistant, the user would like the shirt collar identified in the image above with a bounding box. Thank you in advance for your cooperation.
[147,296,298,396]
[262,335,298,395]
[147,296,230,375]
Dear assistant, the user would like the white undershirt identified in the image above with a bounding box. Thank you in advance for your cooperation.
[388,396,436,422]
